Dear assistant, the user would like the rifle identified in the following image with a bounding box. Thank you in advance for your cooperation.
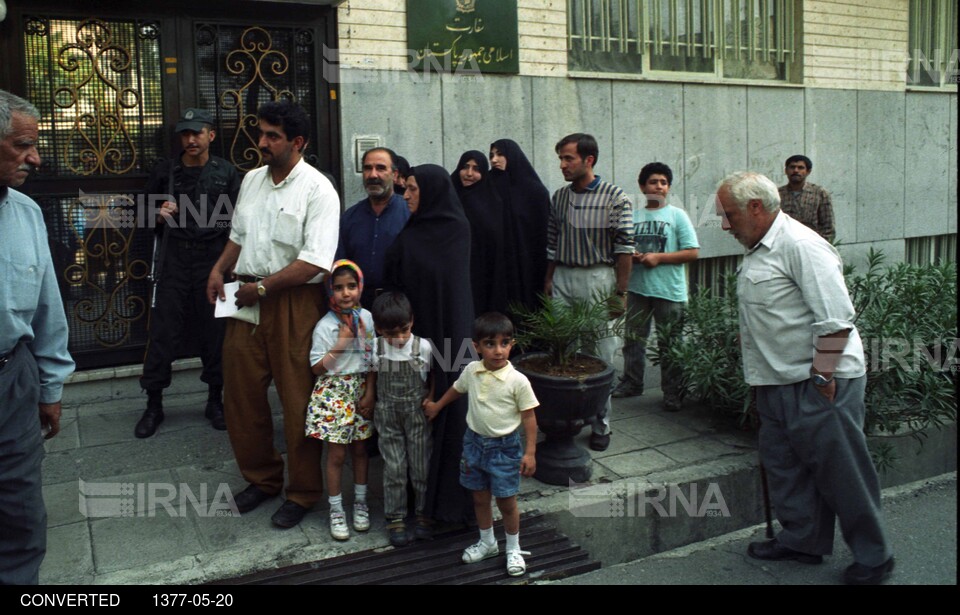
[149,164,174,308]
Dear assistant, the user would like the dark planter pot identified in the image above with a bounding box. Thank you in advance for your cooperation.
[514,352,615,486]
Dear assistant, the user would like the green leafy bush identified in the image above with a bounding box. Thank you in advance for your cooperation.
[847,249,957,438]
[511,292,647,371]
[654,274,751,417]
[656,250,957,441]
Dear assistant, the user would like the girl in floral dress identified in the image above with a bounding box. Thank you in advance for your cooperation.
[305,260,376,541]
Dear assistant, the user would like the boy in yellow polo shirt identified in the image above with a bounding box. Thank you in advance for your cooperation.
[424,312,539,577]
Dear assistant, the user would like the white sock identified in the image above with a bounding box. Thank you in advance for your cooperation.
[506,531,520,553]
[479,526,496,546]
[329,494,344,514]
[355,483,367,505]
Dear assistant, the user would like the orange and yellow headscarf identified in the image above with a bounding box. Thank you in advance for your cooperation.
[326,259,367,345]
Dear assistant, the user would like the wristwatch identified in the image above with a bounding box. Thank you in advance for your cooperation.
[810,370,833,387]
[257,282,267,298]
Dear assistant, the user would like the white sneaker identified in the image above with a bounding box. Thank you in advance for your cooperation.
[330,511,350,541]
[462,539,499,564]
[353,502,370,532]
[506,550,530,577]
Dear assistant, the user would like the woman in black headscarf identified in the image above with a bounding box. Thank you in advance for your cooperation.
[451,151,508,316]
[384,164,475,525]
[488,139,550,315]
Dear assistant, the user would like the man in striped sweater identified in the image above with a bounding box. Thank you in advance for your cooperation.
[544,133,634,452]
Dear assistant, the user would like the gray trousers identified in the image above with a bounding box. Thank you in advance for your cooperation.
[621,293,684,404]
[756,376,891,566]
[553,265,618,435]
[374,399,432,520]
[0,345,46,585]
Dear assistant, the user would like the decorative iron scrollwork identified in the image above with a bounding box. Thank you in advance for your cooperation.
[64,193,150,348]
[220,27,296,170]
[295,29,314,46]
[138,21,160,40]
[24,16,49,36]
[55,19,140,175]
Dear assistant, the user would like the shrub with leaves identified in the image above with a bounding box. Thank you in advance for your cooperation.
[653,273,751,416]
[511,292,646,371]
[657,250,957,442]
[847,249,957,438]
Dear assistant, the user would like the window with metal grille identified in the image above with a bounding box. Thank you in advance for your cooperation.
[907,0,959,88]
[567,0,796,81]
[688,254,742,297]
[194,23,319,172]
[905,234,957,266]
[22,17,165,178]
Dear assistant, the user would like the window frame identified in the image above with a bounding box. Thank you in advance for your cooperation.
[907,0,959,91]
[566,0,799,84]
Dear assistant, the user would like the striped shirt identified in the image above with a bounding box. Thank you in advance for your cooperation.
[547,177,634,266]
[778,182,835,242]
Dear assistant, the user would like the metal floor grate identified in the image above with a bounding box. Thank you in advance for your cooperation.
[219,511,600,585]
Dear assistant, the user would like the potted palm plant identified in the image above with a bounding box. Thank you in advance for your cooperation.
[510,293,643,485]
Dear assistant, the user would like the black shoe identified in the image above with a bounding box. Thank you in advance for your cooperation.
[747,539,823,565]
[271,500,310,529]
[844,557,894,585]
[611,380,643,398]
[589,432,611,452]
[134,408,164,438]
[205,399,226,431]
[414,515,434,541]
[233,484,275,514]
[387,519,409,547]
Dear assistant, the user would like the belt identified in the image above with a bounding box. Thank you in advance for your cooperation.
[0,347,15,372]
[236,274,265,284]
[558,262,612,269]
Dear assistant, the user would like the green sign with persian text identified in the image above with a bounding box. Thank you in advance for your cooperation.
[407,0,519,74]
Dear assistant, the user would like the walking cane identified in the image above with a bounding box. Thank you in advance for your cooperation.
[759,462,774,539]
[752,387,775,539]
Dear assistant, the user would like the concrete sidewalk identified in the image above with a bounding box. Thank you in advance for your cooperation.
[39,366,957,585]
[552,473,957,585]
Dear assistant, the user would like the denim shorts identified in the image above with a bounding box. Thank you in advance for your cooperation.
[459,428,523,498]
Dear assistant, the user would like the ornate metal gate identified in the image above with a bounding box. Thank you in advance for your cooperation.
[22,16,164,369]
[193,23,320,170]
[4,3,337,369]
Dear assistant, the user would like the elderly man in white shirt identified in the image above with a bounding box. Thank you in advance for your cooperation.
[207,101,339,530]
[716,171,893,586]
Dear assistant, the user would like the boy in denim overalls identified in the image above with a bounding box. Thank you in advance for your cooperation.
[370,292,434,546]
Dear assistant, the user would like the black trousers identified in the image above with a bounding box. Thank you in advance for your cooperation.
[140,237,226,391]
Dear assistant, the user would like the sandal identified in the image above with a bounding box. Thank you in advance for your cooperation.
[506,550,530,577]
[330,511,349,541]
[353,502,370,532]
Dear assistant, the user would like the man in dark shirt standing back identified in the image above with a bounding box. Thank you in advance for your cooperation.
[778,154,835,242]
[135,108,242,438]
[336,147,410,309]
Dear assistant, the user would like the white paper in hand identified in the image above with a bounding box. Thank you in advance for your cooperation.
[215,280,260,325]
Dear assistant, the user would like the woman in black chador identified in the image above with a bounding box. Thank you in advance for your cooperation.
[488,138,551,315]
[384,164,475,525]
[451,150,508,316]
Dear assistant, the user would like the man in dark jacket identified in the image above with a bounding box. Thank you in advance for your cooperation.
[135,108,241,438]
